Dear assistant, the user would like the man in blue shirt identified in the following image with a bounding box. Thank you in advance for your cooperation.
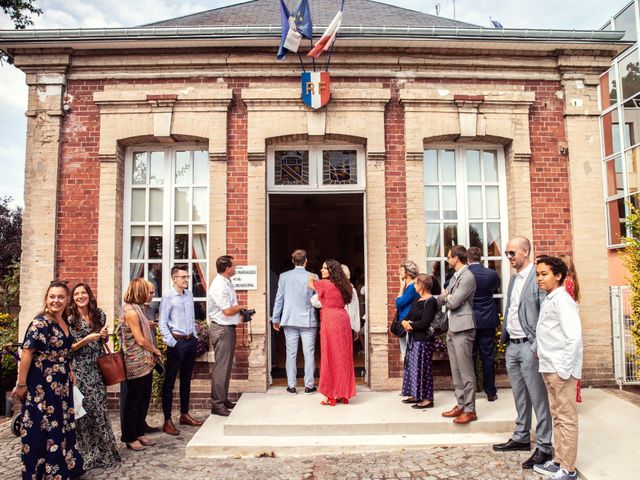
[159,265,203,435]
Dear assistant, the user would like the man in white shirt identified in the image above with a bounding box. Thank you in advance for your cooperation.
[208,255,247,416]
[492,236,553,470]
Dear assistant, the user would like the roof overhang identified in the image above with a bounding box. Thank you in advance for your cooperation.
[0,25,631,56]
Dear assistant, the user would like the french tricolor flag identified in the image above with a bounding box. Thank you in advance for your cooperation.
[307,10,343,58]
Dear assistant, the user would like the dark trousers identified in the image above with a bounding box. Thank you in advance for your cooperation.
[162,337,198,420]
[209,322,236,408]
[122,372,152,443]
[473,327,497,396]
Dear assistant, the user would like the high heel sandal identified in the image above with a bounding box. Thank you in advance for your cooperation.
[320,397,336,406]
[126,442,146,451]
[138,436,156,446]
[336,397,349,405]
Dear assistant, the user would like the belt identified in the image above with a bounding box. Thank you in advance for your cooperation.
[171,333,194,340]
[510,337,529,344]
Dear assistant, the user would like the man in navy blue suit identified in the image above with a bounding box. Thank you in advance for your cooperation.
[467,247,501,401]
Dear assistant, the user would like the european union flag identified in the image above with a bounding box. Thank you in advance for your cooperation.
[293,0,313,40]
[277,0,314,60]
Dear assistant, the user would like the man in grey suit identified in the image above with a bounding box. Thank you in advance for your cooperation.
[272,249,318,395]
[492,236,553,470]
[438,245,478,424]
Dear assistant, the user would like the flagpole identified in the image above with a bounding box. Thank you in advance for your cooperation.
[298,52,306,72]
[324,0,345,72]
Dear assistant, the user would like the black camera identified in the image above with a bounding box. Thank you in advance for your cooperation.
[240,308,256,322]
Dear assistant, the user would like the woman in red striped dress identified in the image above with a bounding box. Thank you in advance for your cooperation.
[308,259,357,406]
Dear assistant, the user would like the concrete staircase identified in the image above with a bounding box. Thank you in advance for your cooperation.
[186,387,516,458]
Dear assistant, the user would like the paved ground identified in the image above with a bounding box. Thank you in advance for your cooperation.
[0,409,548,480]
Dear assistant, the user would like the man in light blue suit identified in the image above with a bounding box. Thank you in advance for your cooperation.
[272,249,318,394]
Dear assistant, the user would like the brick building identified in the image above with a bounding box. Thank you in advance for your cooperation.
[0,0,629,403]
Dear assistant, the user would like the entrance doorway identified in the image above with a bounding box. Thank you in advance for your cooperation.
[268,193,366,386]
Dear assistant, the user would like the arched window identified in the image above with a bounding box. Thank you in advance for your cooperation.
[424,145,509,309]
[123,145,209,320]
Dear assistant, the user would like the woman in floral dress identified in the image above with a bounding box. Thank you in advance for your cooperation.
[308,259,356,406]
[11,280,85,480]
[69,283,120,470]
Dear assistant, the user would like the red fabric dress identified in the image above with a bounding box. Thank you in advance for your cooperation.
[315,279,357,400]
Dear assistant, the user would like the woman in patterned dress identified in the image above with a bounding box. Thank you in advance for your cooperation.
[400,274,437,409]
[69,283,120,469]
[11,280,85,480]
[308,259,356,406]
[120,278,162,451]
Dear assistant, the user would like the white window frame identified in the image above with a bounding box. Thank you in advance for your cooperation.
[423,144,510,309]
[123,143,209,304]
[267,144,366,192]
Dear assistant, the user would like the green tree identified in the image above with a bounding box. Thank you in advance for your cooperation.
[623,203,640,367]
[0,197,21,312]
[1,0,41,29]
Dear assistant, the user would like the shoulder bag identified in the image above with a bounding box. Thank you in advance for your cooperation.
[96,342,126,386]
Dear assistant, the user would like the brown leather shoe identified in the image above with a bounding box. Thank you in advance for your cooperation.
[179,413,203,427]
[441,406,464,418]
[453,411,478,424]
[162,419,180,436]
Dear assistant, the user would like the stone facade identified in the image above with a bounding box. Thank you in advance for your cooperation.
[7,34,625,407]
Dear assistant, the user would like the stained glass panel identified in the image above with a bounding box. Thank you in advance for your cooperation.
[323,150,358,185]
[274,150,309,185]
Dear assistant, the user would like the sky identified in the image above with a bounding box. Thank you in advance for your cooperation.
[0,0,633,206]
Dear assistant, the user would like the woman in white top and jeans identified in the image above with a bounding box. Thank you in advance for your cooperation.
[533,256,583,480]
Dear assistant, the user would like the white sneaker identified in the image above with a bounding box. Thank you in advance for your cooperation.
[549,468,577,480]
[533,461,561,476]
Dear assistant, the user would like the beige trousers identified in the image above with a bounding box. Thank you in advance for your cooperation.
[542,372,579,472]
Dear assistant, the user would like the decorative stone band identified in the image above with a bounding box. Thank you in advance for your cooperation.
[405,152,423,162]
[367,152,386,163]
[247,153,265,163]
[209,153,227,162]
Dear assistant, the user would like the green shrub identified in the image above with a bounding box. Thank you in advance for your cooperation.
[623,203,640,367]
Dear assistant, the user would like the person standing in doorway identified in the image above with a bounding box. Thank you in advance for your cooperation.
[208,255,247,416]
[272,249,318,395]
[395,260,420,359]
[467,247,501,402]
[159,265,203,436]
[438,245,478,425]
[492,236,553,470]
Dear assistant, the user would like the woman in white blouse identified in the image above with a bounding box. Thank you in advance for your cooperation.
[532,256,583,480]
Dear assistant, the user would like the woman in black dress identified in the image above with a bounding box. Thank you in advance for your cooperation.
[400,274,437,409]
[11,280,85,479]
[69,282,120,470]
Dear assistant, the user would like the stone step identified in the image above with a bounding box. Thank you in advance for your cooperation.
[186,388,517,458]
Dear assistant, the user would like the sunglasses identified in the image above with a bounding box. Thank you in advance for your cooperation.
[504,251,517,258]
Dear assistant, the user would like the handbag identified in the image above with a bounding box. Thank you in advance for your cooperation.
[427,307,448,338]
[389,311,407,338]
[96,342,126,386]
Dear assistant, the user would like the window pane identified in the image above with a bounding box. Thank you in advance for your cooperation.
[442,186,457,220]
[466,150,481,182]
[193,225,207,261]
[130,263,144,280]
[275,150,309,185]
[616,5,637,42]
[194,300,207,322]
[607,198,626,245]
[468,186,482,219]
[628,148,640,194]
[443,224,458,253]
[130,226,145,259]
[605,156,625,197]
[425,223,440,257]
[149,152,164,185]
[148,226,163,259]
[148,263,163,298]
[323,150,358,185]
[175,187,190,221]
[175,151,191,184]
[622,98,639,148]
[131,189,146,222]
[469,223,483,250]
[483,151,498,182]
[174,225,189,259]
[193,187,207,222]
[485,186,500,219]
[149,188,163,222]
[441,150,456,183]
[621,49,640,100]
[132,152,147,185]
[487,222,502,256]
[192,263,208,297]
[599,69,617,110]
[487,260,502,294]
[425,186,439,220]
[424,149,438,184]
[601,109,621,157]
[193,150,208,184]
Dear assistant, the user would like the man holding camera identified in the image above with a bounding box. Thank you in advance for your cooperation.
[208,255,248,416]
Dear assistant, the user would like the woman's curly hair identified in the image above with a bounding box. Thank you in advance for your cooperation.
[324,259,353,305]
